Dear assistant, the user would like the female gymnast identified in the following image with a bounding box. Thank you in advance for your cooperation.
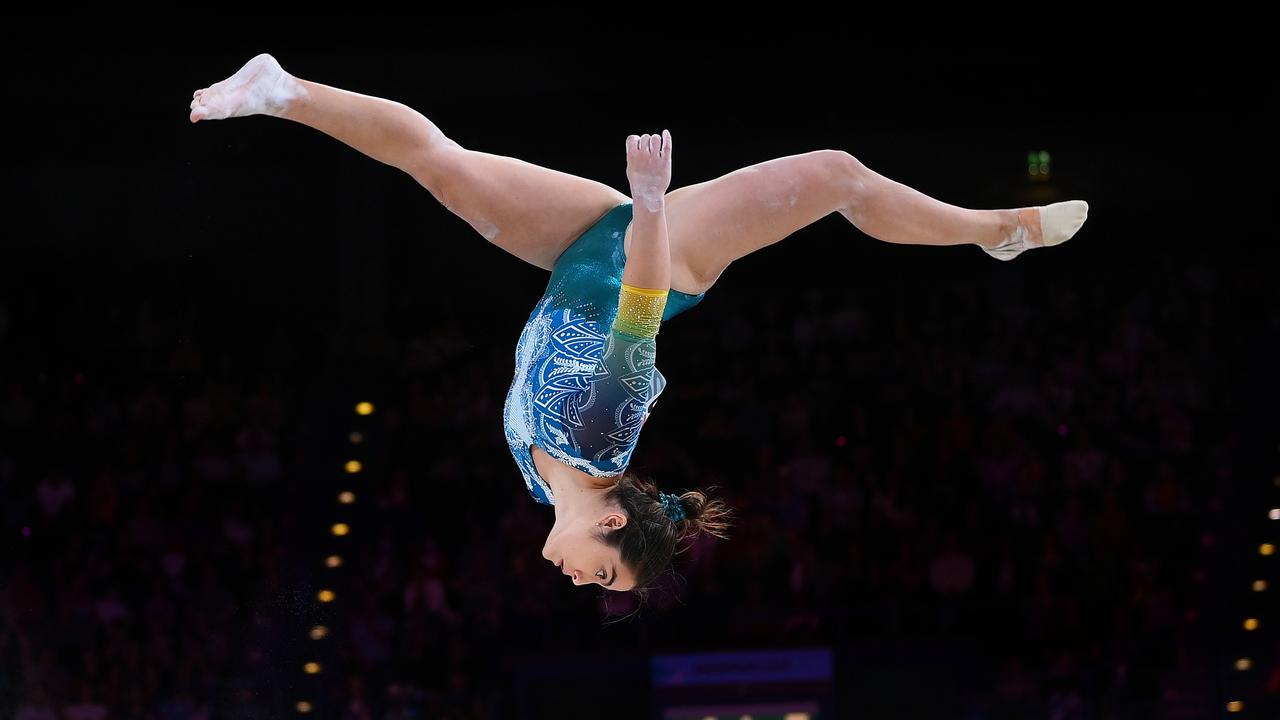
[190,54,1089,597]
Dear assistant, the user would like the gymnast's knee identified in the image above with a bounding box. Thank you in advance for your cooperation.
[814,148,862,178]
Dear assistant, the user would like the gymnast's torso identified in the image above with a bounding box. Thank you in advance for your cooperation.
[502,202,706,505]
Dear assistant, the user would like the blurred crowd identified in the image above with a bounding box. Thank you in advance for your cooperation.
[4,249,1277,719]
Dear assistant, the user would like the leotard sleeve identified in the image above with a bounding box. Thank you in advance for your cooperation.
[569,283,668,465]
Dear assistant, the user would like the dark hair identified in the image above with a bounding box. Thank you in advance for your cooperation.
[593,470,735,602]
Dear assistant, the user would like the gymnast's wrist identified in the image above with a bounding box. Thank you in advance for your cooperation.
[630,190,665,214]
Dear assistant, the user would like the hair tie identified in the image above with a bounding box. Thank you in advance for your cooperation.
[659,492,686,522]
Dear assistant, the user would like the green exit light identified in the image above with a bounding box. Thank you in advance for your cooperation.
[1028,150,1051,179]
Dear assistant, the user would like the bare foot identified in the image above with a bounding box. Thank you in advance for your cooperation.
[189,53,305,123]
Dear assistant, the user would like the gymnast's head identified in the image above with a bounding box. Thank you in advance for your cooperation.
[541,471,734,596]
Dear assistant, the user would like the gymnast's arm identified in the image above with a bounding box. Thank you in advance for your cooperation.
[622,200,669,292]
[622,130,672,293]
[571,130,671,442]
[571,283,668,460]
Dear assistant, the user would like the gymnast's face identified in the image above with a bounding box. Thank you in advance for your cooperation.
[542,514,635,591]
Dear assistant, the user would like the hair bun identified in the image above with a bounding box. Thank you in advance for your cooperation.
[658,491,686,522]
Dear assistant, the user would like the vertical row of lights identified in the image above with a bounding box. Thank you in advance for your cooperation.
[1225,472,1278,714]
[296,400,374,715]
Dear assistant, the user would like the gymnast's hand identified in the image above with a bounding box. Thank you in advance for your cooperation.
[626,130,672,212]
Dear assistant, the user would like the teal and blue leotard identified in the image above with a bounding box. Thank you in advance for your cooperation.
[502,201,706,505]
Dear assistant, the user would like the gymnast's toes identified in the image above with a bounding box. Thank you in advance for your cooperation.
[188,53,302,124]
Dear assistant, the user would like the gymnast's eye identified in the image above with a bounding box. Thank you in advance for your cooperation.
[596,569,606,580]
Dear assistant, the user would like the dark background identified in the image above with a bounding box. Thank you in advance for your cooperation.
[2,14,1275,720]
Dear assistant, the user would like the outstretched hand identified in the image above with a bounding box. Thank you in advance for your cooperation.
[626,130,672,211]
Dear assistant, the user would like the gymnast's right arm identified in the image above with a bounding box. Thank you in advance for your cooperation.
[566,132,675,461]
[622,130,673,293]
[570,283,668,462]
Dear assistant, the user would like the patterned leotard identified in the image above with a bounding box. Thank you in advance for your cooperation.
[502,201,706,505]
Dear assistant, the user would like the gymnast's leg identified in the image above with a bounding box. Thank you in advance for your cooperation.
[659,149,1089,292]
[189,53,630,271]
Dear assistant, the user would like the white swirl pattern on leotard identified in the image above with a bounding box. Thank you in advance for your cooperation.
[503,296,666,505]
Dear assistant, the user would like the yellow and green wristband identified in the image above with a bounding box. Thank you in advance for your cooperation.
[613,283,668,340]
